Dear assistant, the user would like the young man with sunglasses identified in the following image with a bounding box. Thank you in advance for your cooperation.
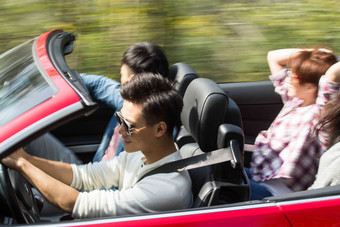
[1,73,192,218]
[246,48,340,200]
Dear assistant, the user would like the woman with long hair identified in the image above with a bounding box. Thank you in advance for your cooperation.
[310,92,340,189]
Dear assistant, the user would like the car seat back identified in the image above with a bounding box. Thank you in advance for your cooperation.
[180,78,249,207]
[169,63,199,143]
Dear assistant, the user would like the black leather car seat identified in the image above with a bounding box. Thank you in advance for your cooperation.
[179,78,249,207]
[169,63,199,145]
[169,62,199,97]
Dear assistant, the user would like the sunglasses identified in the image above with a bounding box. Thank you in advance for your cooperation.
[287,69,299,80]
[115,111,148,136]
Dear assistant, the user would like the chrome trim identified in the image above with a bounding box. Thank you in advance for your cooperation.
[277,194,340,206]
[43,202,277,226]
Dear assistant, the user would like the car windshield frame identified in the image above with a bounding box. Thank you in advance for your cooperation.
[0,38,58,127]
[0,30,98,158]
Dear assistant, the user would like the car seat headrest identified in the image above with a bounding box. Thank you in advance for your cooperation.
[169,63,198,97]
[181,78,229,152]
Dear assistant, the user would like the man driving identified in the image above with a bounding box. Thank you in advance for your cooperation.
[1,73,193,218]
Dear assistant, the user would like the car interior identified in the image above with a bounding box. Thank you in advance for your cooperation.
[36,62,248,221]
[58,62,251,206]
[44,61,340,225]
[48,59,340,216]
[177,76,250,206]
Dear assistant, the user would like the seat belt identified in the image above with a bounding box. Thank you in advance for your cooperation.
[137,146,236,183]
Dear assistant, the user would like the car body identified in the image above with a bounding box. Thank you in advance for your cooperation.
[1,30,340,226]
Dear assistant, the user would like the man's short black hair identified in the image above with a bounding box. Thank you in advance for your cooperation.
[121,42,169,79]
[120,72,182,135]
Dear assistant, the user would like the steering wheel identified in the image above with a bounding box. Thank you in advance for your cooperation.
[0,163,40,224]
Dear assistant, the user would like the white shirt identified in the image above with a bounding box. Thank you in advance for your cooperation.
[70,150,193,218]
[309,142,340,190]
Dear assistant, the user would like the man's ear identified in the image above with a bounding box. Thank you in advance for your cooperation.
[154,121,167,137]
[128,74,135,82]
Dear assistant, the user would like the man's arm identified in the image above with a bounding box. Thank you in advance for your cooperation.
[18,148,74,185]
[80,74,123,110]
[1,148,79,213]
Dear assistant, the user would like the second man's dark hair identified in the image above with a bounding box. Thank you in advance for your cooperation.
[122,42,169,79]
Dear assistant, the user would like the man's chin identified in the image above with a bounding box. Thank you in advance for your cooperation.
[123,146,138,153]
[125,150,139,153]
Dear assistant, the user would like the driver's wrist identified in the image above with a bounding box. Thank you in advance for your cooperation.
[16,157,29,172]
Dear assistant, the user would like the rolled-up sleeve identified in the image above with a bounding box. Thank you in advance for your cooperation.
[316,75,340,107]
[80,73,123,110]
[269,68,290,103]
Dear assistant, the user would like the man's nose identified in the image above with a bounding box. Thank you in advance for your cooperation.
[117,124,125,135]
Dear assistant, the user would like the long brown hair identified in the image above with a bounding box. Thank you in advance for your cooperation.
[316,93,340,149]
[289,49,337,85]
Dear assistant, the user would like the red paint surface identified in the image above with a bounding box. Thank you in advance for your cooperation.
[280,198,340,227]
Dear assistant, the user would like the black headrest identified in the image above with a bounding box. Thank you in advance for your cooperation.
[169,63,198,97]
[181,78,229,152]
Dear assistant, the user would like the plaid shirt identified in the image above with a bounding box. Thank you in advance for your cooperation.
[250,69,340,191]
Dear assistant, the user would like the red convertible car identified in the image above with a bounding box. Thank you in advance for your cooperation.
[1,30,340,226]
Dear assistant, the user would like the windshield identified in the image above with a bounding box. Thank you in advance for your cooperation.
[0,39,55,127]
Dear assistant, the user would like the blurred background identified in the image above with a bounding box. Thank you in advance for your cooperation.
[1,0,340,82]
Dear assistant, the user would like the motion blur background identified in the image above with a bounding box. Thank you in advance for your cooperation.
[1,0,340,82]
